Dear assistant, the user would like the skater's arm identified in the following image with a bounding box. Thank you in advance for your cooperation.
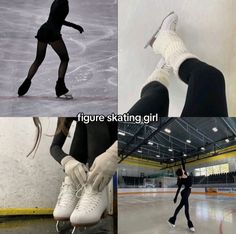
[50,118,73,164]
[174,181,182,203]
[63,21,84,33]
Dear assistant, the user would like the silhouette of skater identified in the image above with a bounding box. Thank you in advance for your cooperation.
[18,0,84,98]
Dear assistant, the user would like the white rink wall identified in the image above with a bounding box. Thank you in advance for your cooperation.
[0,118,76,209]
[118,188,205,193]
[119,0,236,116]
[118,187,236,194]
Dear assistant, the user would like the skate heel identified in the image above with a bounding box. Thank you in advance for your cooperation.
[101,209,108,219]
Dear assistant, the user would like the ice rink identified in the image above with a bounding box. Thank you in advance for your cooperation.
[118,0,236,116]
[118,191,236,234]
[0,0,117,116]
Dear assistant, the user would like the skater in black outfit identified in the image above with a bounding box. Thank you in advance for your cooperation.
[168,158,195,232]
[18,0,84,98]
[128,12,228,117]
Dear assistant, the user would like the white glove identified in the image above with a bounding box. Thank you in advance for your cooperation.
[88,141,118,192]
[61,156,88,186]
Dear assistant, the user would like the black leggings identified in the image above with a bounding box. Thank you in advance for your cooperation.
[128,58,228,117]
[26,40,69,81]
[173,188,191,221]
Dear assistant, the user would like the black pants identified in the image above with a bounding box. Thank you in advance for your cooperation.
[173,188,191,221]
[70,121,117,167]
[128,58,228,117]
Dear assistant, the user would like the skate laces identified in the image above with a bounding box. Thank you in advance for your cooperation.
[75,183,85,198]
[57,183,77,207]
[75,184,101,211]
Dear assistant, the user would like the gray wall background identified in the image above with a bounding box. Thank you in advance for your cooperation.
[0,118,76,208]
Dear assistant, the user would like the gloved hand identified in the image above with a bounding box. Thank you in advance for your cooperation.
[75,25,84,33]
[88,141,118,192]
[61,156,88,186]
[173,197,177,204]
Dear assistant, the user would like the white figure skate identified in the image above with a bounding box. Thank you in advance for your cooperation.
[53,176,81,232]
[70,184,108,234]
[144,11,178,49]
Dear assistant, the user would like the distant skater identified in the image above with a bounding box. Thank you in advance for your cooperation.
[168,158,195,232]
[18,0,84,99]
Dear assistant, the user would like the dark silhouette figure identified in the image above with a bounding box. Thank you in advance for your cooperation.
[168,158,195,232]
[18,0,84,97]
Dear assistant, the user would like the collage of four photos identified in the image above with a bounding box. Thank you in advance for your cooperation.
[0,0,236,234]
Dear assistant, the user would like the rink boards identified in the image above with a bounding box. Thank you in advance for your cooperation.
[118,187,236,196]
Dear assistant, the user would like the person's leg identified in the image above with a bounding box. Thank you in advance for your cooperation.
[18,41,47,96]
[183,190,195,230]
[173,198,184,218]
[183,192,190,221]
[26,41,48,80]
[180,59,228,117]
[50,39,71,97]
[69,121,88,165]
[168,195,184,226]
[152,30,228,117]
[50,39,69,82]
[128,81,169,117]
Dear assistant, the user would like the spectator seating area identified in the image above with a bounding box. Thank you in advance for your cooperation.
[193,171,236,184]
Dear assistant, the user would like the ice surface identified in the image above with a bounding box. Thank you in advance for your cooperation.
[0,0,117,116]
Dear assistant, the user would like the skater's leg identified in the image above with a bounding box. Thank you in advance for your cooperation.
[184,194,190,221]
[168,196,184,227]
[18,41,47,96]
[128,81,169,117]
[180,59,228,117]
[50,39,69,81]
[152,29,228,117]
[26,41,47,80]
[128,57,171,117]
[173,198,184,218]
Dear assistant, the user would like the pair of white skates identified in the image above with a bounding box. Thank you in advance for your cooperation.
[53,176,108,233]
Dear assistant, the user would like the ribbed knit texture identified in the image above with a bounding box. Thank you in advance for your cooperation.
[153,31,198,75]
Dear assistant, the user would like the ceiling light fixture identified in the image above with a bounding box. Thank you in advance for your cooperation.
[186,139,191,144]
[148,141,154,146]
[225,139,230,143]
[165,128,171,134]
[118,131,126,136]
[212,127,218,132]
[168,148,173,152]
